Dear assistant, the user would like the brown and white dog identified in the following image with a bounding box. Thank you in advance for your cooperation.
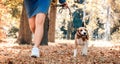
[73,27,89,57]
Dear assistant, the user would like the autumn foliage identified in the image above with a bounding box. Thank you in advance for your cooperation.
[0,3,7,40]
[0,0,120,64]
[0,40,119,64]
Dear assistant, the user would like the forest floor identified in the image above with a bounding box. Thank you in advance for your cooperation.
[0,38,120,64]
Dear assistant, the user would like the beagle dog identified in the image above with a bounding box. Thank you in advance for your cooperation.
[73,27,89,57]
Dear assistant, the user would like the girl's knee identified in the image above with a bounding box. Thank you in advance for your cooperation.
[36,13,46,25]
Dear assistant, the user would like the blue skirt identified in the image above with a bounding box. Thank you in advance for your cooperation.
[24,0,51,18]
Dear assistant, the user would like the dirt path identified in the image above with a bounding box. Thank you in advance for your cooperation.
[0,39,120,64]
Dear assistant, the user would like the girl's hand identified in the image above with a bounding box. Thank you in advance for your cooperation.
[62,2,68,8]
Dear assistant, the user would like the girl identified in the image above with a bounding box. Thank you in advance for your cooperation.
[24,0,68,58]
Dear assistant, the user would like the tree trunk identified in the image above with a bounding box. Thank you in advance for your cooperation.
[17,4,32,44]
[48,0,57,42]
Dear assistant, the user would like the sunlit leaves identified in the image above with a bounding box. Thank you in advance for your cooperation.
[3,0,23,18]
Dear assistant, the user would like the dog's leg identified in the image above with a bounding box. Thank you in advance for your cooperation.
[81,41,88,56]
[73,48,77,57]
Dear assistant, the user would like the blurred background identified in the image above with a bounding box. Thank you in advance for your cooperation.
[0,0,120,44]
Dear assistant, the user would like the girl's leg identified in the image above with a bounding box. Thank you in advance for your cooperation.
[34,13,46,47]
[31,13,46,58]
[28,16,36,33]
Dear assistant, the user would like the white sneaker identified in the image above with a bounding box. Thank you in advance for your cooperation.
[31,47,40,58]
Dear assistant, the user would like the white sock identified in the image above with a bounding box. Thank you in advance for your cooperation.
[32,34,34,38]
[73,49,77,57]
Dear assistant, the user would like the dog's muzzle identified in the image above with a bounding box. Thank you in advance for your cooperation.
[81,31,87,36]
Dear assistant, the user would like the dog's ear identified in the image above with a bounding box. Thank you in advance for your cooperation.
[77,28,79,32]
[76,28,79,33]
[76,28,81,38]
[86,35,89,40]
[76,28,79,34]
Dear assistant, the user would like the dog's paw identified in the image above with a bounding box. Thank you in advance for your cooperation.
[81,52,87,56]
[81,54,87,56]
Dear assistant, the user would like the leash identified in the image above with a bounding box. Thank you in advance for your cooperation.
[56,4,73,27]
[56,4,73,39]
[56,4,72,16]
